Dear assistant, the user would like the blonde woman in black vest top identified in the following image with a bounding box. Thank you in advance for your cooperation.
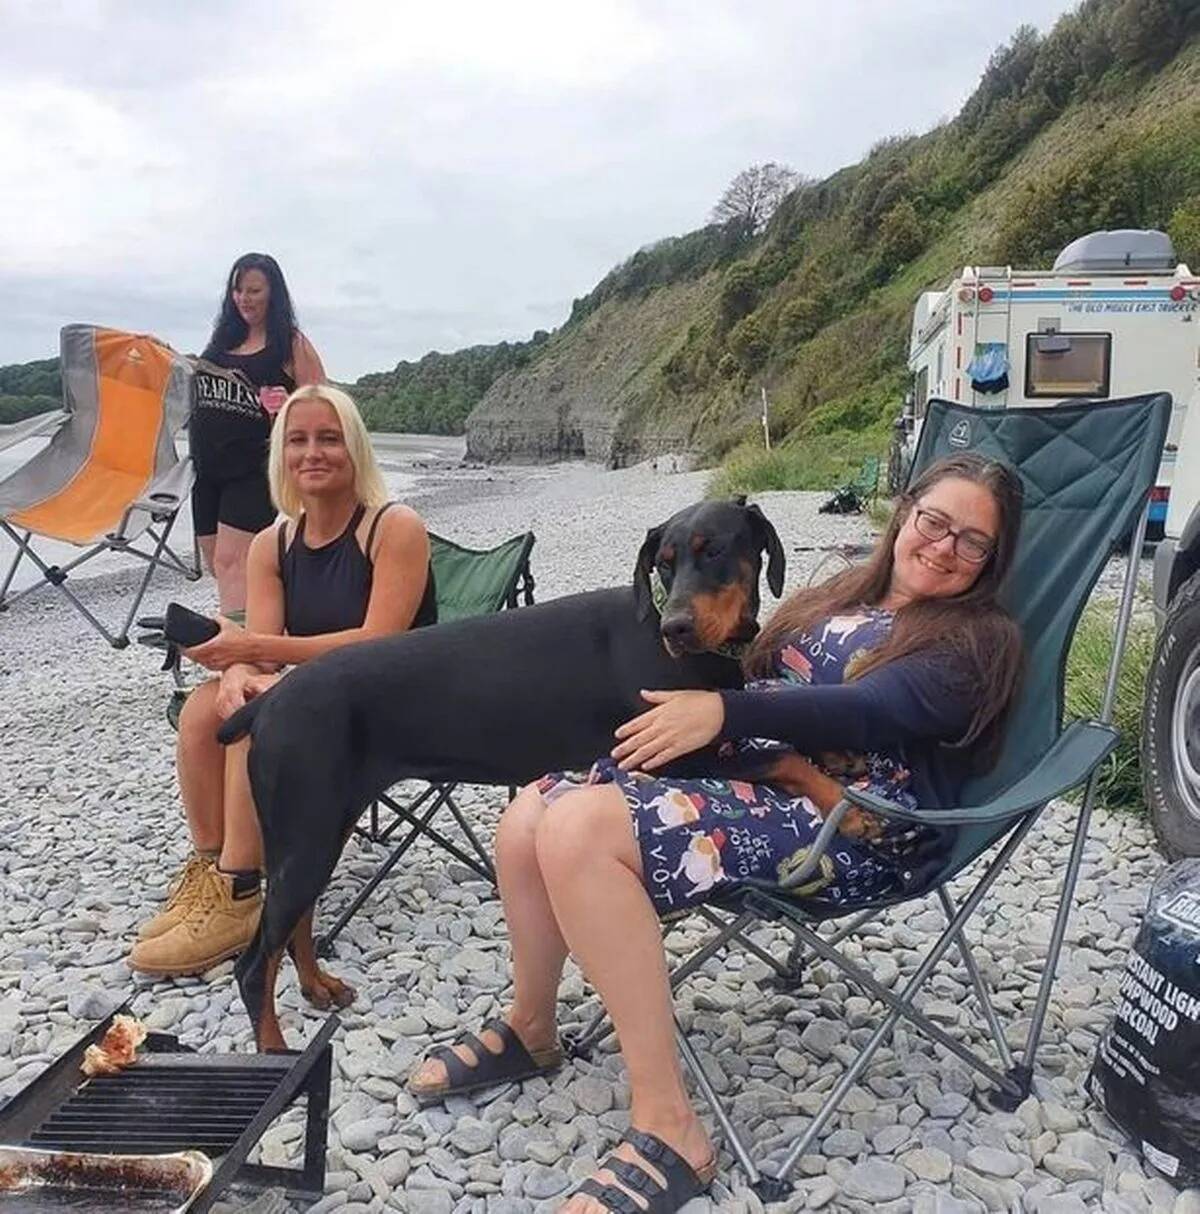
[129,385,435,979]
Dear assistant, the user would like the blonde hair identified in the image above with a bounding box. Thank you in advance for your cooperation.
[268,384,389,519]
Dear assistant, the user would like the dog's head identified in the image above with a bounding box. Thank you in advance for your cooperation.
[633,497,785,656]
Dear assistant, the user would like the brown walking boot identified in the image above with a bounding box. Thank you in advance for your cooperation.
[128,867,260,977]
[136,853,217,941]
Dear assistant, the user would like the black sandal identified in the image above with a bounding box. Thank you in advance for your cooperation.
[408,1017,563,1101]
[568,1128,717,1213]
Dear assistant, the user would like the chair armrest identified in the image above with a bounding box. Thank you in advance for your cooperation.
[839,719,1120,827]
[0,410,67,455]
[129,456,196,517]
[758,720,1118,892]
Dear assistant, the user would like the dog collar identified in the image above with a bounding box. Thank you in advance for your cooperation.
[649,569,751,661]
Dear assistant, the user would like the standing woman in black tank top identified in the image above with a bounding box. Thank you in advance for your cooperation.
[129,384,435,982]
[191,253,327,614]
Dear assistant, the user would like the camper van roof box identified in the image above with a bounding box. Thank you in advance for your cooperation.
[1052,229,1176,274]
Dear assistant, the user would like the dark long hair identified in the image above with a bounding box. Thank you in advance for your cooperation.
[745,453,1025,769]
[202,252,298,365]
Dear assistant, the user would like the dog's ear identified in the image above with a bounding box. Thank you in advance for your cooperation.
[731,493,748,508]
[746,503,786,597]
[633,524,664,621]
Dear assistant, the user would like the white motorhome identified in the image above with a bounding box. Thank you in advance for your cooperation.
[901,229,1200,533]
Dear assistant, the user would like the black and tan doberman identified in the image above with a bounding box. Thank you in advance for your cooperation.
[220,498,787,1050]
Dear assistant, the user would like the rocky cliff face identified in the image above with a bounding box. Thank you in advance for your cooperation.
[466,278,715,467]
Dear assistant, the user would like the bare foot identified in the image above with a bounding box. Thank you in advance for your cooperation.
[408,1010,558,1095]
[559,1114,715,1213]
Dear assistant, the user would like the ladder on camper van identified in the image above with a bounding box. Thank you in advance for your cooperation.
[961,266,1013,407]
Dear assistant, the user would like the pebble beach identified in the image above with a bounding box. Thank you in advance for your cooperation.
[0,440,1193,1214]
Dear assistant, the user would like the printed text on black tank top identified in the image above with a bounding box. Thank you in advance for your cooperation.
[193,365,263,422]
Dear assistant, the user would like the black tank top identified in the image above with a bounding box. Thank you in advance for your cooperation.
[278,504,437,637]
[212,345,296,394]
[190,344,295,480]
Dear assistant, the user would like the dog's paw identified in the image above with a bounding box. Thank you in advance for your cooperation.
[302,969,356,1011]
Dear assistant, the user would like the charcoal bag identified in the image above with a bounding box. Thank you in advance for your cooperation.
[1090,859,1200,1185]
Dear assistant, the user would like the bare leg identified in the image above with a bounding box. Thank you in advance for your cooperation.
[218,738,264,872]
[212,523,255,615]
[535,786,714,1212]
[288,909,355,1009]
[197,534,217,578]
[410,783,566,1090]
[176,679,226,853]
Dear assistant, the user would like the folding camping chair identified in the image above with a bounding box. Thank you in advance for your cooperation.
[568,392,1170,1199]
[316,528,536,954]
[0,325,198,648]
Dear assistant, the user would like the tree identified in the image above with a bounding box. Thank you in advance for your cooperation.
[1169,195,1200,266]
[876,199,926,272]
[710,163,802,235]
[1108,0,1182,69]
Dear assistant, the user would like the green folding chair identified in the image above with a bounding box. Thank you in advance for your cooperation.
[569,393,1170,1199]
[316,529,536,953]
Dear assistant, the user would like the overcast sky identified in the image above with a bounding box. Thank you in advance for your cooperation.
[0,0,1077,380]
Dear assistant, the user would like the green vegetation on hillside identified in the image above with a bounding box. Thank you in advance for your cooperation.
[0,358,60,423]
[465,0,1200,476]
[0,338,544,436]
[692,0,1200,489]
[352,335,548,435]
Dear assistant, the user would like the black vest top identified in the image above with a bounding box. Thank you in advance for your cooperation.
[278,504,437,637]
[212,344,296,394]
[191,344,295,480]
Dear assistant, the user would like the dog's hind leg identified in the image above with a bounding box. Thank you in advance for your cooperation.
[238,681,364,1048]
[288,908,355,1011]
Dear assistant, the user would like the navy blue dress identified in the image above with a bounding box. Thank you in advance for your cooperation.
[539,610,940,916]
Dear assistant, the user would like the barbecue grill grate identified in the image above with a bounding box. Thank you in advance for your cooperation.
[0,1008,337,1212]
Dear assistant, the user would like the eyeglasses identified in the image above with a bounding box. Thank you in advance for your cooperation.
[911,508,995,564]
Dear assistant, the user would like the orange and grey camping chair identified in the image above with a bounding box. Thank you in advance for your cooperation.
[0,325,199,648]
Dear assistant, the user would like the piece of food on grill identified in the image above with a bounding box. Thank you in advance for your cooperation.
[80,1014,149,1076]
[81,1043,123,1077]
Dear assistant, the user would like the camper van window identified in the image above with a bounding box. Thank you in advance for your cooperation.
[1024,332,1111,398]
[935,345,944,390]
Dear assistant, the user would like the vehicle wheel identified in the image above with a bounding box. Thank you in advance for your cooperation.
[1143,568,1200,857]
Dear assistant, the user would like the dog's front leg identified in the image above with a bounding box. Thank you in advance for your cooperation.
[763,752,883,842]
[288,909,356,1011]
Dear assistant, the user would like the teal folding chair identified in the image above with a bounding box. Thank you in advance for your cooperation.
[316,530,535,953]
[570,393,1170,1199]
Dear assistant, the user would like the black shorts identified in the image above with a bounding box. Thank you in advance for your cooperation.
[191,470,276,537]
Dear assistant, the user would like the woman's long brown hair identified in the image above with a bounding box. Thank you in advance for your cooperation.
[744,453,1025,770]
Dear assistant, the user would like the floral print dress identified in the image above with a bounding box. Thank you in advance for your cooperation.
[538,609,927,916]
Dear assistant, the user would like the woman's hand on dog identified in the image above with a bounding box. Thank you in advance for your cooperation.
[612,689,725,771]
[184,616,251,671]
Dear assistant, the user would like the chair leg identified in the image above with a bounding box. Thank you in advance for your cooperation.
[318,784,494,955]
[114,512,185,648]
[937,887,1014,1075]
[675,1016,767,1194]
[444,795,497,881]
[0,526,30,606]
[759,819,1036,1189]
[1002,766,1104,1108]
[694,906,803,986]
[317,788,458,954]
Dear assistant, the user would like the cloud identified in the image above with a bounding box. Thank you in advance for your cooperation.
[0,0,1079,379]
